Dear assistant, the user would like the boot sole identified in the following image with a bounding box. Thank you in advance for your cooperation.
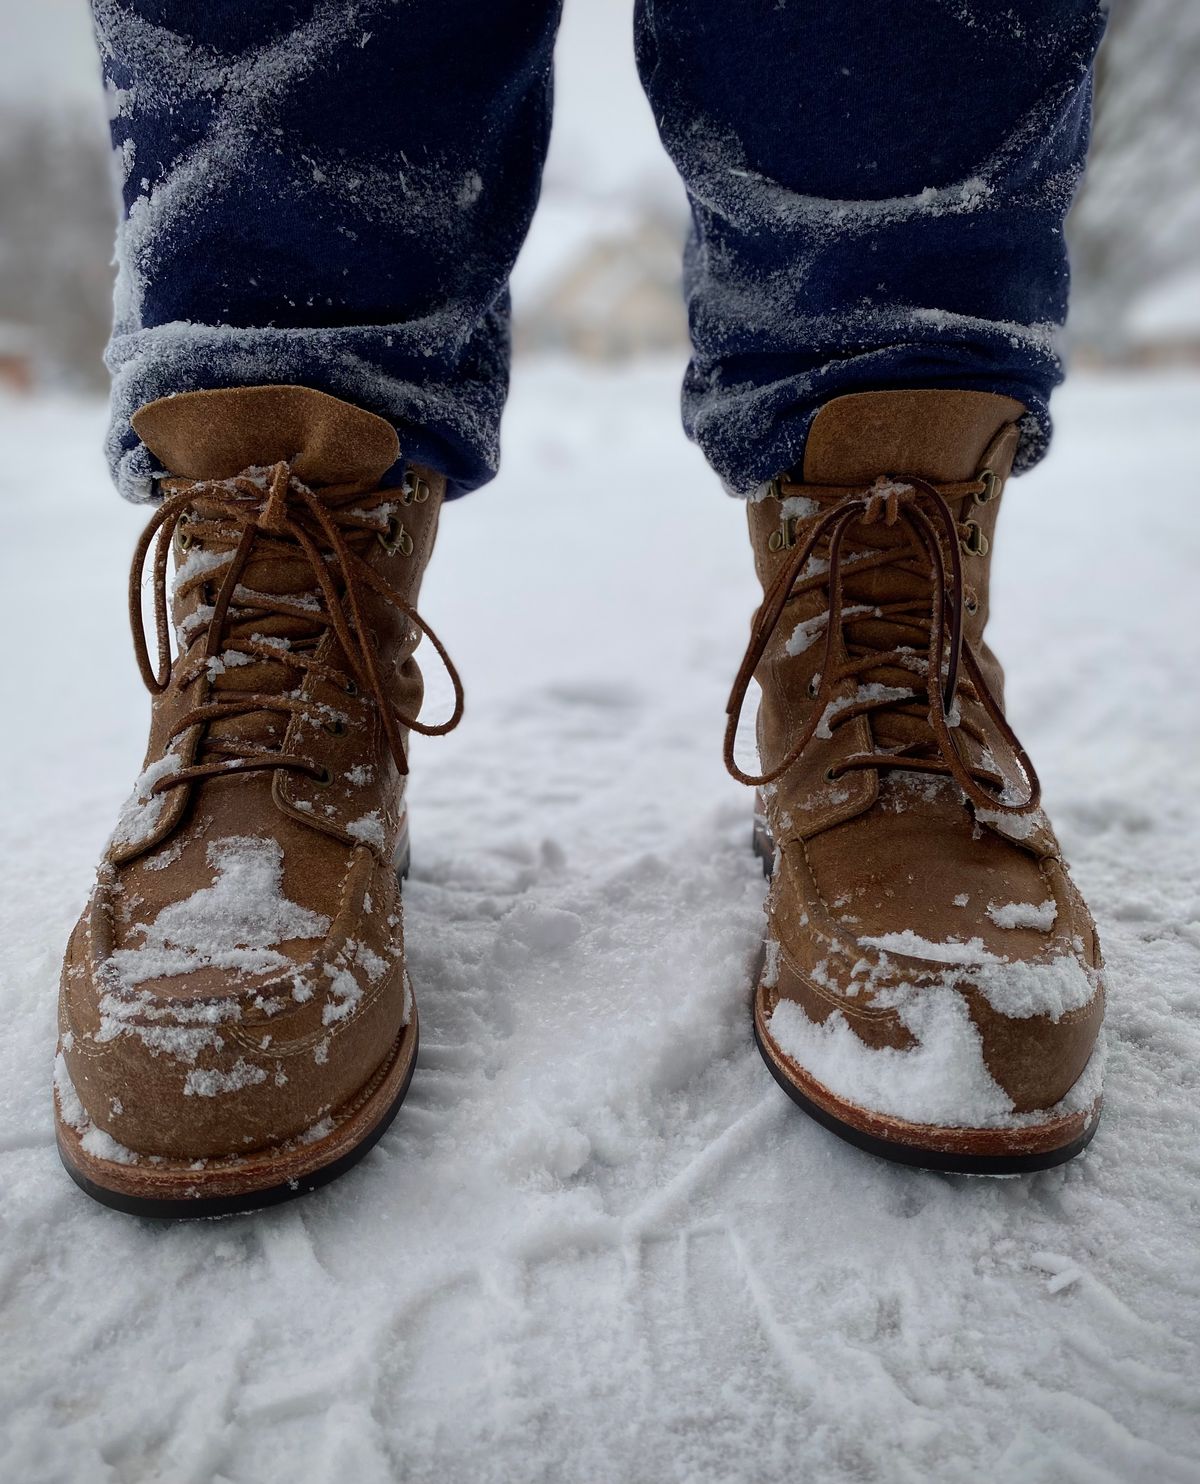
[750,823,1102,1174]
[55,824,419,1220]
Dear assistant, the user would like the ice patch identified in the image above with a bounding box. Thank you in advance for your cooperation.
[770,992,1106,1129]
[975,805,1044,841]
[234,583,321,612]
[299,1117,335,1145]
[55,1053,142,1163]
[107,739,187,851]
[143,838,185,872]
[856,929,1096,1021]
[859,930,1002,966]
[173,544,231,589]
[769,990,1014,1126]
[815,684,916,739]
[53,1052,87,1130]
[347,811,387,850]
[105,836,330,993]
[972,954,1097,1021]
[80,1126,140,1164]
[784,605,874,657]
[322,965,362,1025]
[183,1059,268,1098]
[204,649,254,680]
[988,899,1058,931]
[348,939,390,984]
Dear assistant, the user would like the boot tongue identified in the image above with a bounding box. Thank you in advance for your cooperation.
[131,384,399,493]
[801,390,1025,758]
[802,389,1025,484]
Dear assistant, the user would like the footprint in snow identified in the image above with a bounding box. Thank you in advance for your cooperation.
[497,901,585,956]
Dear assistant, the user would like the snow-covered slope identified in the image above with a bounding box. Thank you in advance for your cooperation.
[1,365,1198,1483]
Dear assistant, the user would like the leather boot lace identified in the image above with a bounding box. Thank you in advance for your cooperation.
[724,473,1039,816]
[129,460,463,796]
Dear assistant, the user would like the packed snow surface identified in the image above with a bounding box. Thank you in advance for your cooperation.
[2,367,1199,1483]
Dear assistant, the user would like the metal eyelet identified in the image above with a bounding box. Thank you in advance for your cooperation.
[343,678,358,697]
[177,512,195,552]
[824,765,838,782]
[768,516,798,553]
[960,520,989,557]
[965,591,979,615]
[401,471,431,506]
[313,765,333,786]
[377,514,414,557]
[975,468,1000,504]
[323,718,346,736]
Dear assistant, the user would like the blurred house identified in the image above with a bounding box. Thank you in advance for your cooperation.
[1066,0,1200,360]
[0,104,114,393]
[514,210,688,359]
[1122,270,1200,368]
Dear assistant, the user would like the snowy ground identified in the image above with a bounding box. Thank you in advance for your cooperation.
[1,363,1199,1484]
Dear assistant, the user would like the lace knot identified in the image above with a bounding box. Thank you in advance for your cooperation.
[862,477,915,527]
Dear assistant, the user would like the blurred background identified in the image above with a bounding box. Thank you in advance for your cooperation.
[1,0,1198,400]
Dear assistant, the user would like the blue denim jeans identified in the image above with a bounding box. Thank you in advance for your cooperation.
[95,0,1106,500]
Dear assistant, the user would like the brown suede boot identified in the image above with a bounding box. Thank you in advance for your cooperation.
[55,385,461,1215]
[727,390,1104,1172]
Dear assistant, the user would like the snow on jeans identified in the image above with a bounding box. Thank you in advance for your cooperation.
[96,0,1106,502]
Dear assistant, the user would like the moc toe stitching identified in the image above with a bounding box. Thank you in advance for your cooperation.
[762,839,1103,1123]
[59,847,407,1159]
